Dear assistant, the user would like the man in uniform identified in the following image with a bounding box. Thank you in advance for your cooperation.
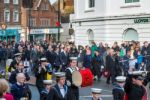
[8,53,22,72]
[35,58,52,94]
[91,88,102,100]
[65,57,79,100]
[46,72,73,100]
[112,76,126,100]
[41,80,53,100]
[124,71,147,100]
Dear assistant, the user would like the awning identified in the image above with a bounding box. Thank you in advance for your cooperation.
[0,29,19,36]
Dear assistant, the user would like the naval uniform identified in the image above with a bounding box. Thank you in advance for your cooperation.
[41,89,49,100]
[46,84,73,100]
[91,98,102,100]
[66,67,79,100]
[112,83,125,100]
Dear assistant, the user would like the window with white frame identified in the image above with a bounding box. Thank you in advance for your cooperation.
[13,11,19,22]
[13,0,19,4]
[89,0,95,8]
[4,10,10,22]
[29,18,36,27]
[4,0,10,3]
[40,18,50,26]
[125,0,139,3]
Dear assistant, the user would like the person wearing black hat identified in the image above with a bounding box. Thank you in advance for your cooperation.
[46,72,73,100]
[65,57,79,100]
[35,58,53,95]
[41,80,54,100]
[124,71,147,100]
[8,53,22,72]
[112,76,126,100]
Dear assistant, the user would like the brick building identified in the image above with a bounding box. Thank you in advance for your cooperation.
[21,0,58,42]
[0,0,21,42]
[53,0,74,41]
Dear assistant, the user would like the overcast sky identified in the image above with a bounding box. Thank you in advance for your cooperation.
[49,0,57,4]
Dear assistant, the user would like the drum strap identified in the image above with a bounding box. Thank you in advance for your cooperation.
[67,67,79,73]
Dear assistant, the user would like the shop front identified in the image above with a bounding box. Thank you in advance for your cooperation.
[29,28,59,42]
[0,29,20,42]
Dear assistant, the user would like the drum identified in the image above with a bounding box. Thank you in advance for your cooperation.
[79,68,93,87]
[72,71,82,87]
[72,68,93,87]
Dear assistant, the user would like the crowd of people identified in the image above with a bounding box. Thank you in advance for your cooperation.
[0,40,150,100]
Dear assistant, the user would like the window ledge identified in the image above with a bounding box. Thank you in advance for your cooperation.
[84,8,95,13]
[120,3,141,8]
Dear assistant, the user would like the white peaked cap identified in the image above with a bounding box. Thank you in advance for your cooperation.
[91,88,102,94]
[40,58,47,61]
[43,80,53,85]
[70,57,78,60]
[55,72,66,77]
[116,76,126,82]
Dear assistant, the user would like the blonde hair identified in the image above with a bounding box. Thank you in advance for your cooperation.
[0,79,9,97]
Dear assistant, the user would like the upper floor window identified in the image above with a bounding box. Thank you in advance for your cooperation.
[41,3,49,10]
[4,10,10,22]
[13,10,19,22]
[4,0,10,3]
[89,0,95,8]
[29,18,36,27]
[40,18,50,26]
[125,0,140,3]
[13,0,18,4]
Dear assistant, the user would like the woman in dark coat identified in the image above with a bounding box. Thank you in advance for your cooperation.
[92,51,104,81]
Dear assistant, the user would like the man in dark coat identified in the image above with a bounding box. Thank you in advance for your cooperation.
[11,73,31,100]
[60,46,69,72]
[141,41,150,71]
[46,72,73,100]
[53,47,61,72]
[46,45,55,66]
[106,49,116,84]
[65,57,79,100]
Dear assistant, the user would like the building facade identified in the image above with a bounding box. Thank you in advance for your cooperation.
[70,0,150,46]
[0,0,21,42]
[21,0,58,42]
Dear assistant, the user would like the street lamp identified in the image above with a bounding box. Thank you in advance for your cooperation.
[57,0,61,41]
[1,23,7,42]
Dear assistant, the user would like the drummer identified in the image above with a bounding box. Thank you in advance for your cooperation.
[91,88,103,100]
[65,57,79,100]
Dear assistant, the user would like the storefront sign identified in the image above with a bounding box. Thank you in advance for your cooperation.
[134,18,150,24]
[30,29,45,34]
[30,28,63,34]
